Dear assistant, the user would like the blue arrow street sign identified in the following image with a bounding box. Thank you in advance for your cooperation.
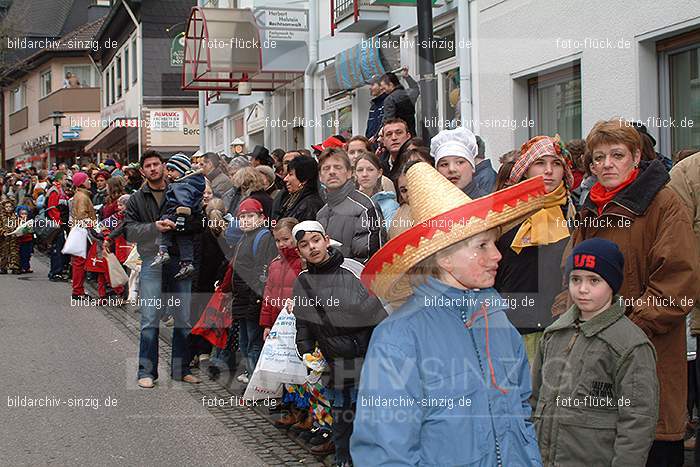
[62,131,80,139]
[69,125,82,131]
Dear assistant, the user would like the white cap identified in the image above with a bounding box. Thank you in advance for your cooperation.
[430,127,478,168]
[231,138,245,146]
[292,220,326,242]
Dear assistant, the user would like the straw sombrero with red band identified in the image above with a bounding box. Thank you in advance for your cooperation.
[361,162,547,302]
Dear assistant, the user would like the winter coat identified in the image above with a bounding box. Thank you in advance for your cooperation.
[382,75,420,136]
[260,246,302,328]
[164,172,205,218]
[470,158,497,196]
[71,188,96,225]
[271,184,324,222]
[495,202,574,333]
[370,190,399,228]
[554,159,699,441]
[365,93,386,139]
[206,166,233,198]
[93,187,107,207]
[531,300,658,466]
[668,152,700,335]
[123,182,204,258]
[46,185,66,225]
[351,276,542,466]
[316,180,386,263]
[229,226,278,321]
[293,247,386,389]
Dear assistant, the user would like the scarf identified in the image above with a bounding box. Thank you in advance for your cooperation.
[510,182,569,254]
[588,168,639,216]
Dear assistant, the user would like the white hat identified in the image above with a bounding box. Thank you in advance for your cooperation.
[231,138,245,146]
[292,220,326,241]
[430,127,478,168]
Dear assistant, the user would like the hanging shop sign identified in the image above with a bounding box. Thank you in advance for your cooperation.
[170,32,185,67]
[22,133,52,154]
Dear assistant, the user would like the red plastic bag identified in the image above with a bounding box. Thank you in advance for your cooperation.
[191,289,233,349]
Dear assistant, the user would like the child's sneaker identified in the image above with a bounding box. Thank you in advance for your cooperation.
[174,262,195,280]
[236,371,249,383]
[151,251,170,267]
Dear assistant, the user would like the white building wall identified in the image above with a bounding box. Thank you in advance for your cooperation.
[476,0,700,162]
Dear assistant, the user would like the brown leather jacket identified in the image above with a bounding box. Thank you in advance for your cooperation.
[553,159,699,441]
[70,188,96,227]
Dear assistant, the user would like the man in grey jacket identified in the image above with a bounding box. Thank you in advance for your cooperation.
[316,148,386,263]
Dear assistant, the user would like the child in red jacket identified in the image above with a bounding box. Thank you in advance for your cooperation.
[260,217,303,339]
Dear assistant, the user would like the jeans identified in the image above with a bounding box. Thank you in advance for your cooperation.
[238,318,263,375]
[19,241,32,271]
[161,231,194,263]
[137,254,192,380]
[330,387,358,465]
[49,231,66,278]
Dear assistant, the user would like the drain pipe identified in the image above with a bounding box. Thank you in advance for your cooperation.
[304,0,319,149]
[458,0,473,131]
[122,0,142,160]
[198,0,206,153]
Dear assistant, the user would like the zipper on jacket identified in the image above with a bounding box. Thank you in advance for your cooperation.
[548,323,581,463]
[466,327,503,467]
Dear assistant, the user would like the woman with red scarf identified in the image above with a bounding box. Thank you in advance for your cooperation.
[557,118,699,466]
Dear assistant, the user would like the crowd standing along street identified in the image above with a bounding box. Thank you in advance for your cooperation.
[1,0,700,466]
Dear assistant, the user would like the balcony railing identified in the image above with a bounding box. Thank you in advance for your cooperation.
[38,87,100,122]
[333,0,389,34]
[9,107,28,134]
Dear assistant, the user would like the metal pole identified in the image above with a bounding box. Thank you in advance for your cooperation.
[53,124,59,170]
[416,0,437,142]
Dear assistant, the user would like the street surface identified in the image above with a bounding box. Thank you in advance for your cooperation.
[0,256,324,466]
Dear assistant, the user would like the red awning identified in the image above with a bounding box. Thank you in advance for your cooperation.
[182,7,304,92]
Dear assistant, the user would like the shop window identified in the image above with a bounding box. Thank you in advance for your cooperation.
[40,70,52,98]
[528,63,581,142]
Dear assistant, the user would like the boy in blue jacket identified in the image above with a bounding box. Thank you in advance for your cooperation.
[151,153,205,280]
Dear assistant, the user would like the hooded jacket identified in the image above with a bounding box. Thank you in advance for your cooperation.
[293,247,386,389]
[351,277,542,466]
[554,159,699,441]
[531,301,658,466]
[469,158,497,197]
[163,172,205,217]
[124,182,204,257]
[228,225,278,321]
[316,180,386,263]
[260,246,303,328]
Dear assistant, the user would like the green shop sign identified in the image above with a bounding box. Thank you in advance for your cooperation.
[170,32,185,67]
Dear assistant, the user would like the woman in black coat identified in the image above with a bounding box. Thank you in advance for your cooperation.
[271,155,324,222]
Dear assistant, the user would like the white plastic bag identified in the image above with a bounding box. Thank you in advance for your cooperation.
[123,245,141,271]
[106,252,129,288]
[243,307,308,401]
[61,226,88,257]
